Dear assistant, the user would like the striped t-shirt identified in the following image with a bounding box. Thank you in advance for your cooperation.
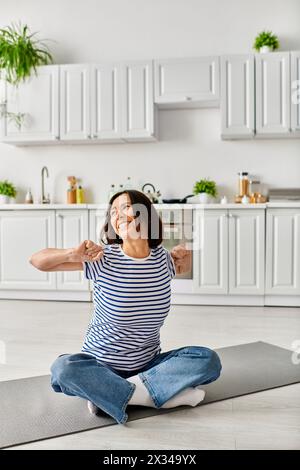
[82,243,176,371]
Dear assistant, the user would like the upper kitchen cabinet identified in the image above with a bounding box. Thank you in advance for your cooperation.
[91,63,123,142]
[154,57,220,108]
[59,64,91,141]
[0,65,59,144]
[255,52,290,136]
[121,61,157,141]
[221,55,255,139]
[291,51,300,135]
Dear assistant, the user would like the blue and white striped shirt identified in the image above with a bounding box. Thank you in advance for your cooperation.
[82,244,176,371]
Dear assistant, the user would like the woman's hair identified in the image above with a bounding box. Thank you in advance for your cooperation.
[100,189,163,248]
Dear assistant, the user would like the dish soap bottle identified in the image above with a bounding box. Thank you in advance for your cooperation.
[76,185,85,203]
[25,188,33,204]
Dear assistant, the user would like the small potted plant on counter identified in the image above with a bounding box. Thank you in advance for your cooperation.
[193,178,217,204]
[253,30,279,53]
[0,180,17,203]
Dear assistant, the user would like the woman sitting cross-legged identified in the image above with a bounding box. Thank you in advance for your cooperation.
[30,190,222,425]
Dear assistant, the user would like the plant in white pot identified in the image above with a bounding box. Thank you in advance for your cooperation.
[0,180,17,203]
[193,178,217,204]
[253,30,279,53]
[0,22,53,129]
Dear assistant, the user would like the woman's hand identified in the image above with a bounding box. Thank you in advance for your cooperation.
[170,244,192,275]
[70,240,104,263]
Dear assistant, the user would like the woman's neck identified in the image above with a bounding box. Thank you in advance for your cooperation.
[121,239,150,258]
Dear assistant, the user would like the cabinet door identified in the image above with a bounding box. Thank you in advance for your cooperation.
[0,210,56,290]
[256,52,290,135]
[193,210,228,294]
[291,51,300,134]
[89,209,107,244]
[228,210,265,294]
[60,64,91,140]
[221,55,255,139]
[266,209,300,295]
[154,57,220,108]
[91,64,123,141]
[0,66,59,143]
[122,61,156,141]
[56,210,89,291]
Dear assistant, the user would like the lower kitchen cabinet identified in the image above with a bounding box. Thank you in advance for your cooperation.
[0,206,299,305]
[0,210,56,290]
[193,209,265,296]
[89,209,107,243]
[193,210,228,294]
[56,210,89,291]
[228,209,265,295]
[266,208,300,295]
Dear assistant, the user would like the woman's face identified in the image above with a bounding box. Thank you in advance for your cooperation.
[110,193,140,240]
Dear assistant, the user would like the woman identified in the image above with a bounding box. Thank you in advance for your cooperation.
[30,190,222,425]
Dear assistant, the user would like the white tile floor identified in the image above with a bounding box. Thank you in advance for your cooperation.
[0,300,300,449]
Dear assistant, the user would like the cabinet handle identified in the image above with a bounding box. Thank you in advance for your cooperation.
[87,135,92,139]
[93,134,98,139]
[185,96,192,101]
[56,213,63,218]
[228,213,233,218]
[55,136,60,140]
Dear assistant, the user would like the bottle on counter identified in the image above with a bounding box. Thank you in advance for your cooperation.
[25,188,33,204]
[76,185,85,203]
[67,176,77,204]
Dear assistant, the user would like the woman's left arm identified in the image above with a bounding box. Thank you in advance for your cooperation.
[170,245,192,275]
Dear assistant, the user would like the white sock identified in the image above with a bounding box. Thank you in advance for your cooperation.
[127,374,156,407]
[161,385,205,408]
[127,374,205,409]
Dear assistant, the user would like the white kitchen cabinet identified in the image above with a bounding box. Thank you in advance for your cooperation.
[256,52,290,136]
[56,210,89,291]
[228,209,265,294]
[193,208,265,296]
[121,61,156,141]
[89,209,107,244]
[0,210,56,290]
[221,55,255,139]
[266,208,300,295]
[193,210,228,294]
[60,64,91,141]
[154,57,220,108]
[291,51,300,135]
[91,64,123,142]
[0,66,59,143]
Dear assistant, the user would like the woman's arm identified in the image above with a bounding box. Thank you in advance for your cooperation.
[29,240,103,272]
[170,244,192,275]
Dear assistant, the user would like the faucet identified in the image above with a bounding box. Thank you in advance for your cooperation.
[41,166,50,204]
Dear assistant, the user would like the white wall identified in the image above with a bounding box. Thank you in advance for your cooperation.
[1,0,300,203]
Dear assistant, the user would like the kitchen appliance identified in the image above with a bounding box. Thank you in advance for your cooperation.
[142,183,161,203]
[158,208,193,281]
[268,188,300,202]
[162,194,194,204]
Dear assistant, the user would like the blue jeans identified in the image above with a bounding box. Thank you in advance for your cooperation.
[50,345,222,425]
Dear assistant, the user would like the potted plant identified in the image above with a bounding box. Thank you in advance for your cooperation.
[0,22,53,129]
[0,180,17,203]
[253,30,280,53]
[193,178,217,204]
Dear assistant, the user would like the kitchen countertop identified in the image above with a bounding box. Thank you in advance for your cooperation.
[0,202,300,210]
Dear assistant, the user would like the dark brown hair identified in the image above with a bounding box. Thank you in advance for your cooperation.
[100,190,163,248]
